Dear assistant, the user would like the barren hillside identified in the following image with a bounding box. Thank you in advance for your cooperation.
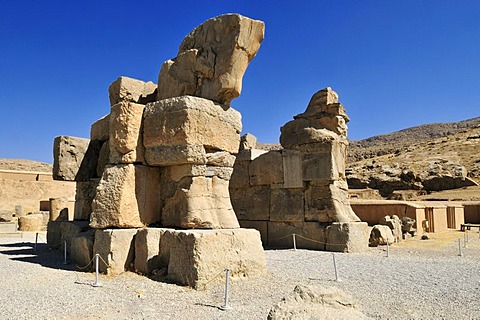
[348,117,480,162]
[0,159,52,173]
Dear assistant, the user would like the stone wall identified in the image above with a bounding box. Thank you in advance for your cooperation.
[0,170,75,213]
[230,88,369,253]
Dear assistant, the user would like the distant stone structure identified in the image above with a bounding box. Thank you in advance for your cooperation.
[230,88,370,252]
[49,14,266,288]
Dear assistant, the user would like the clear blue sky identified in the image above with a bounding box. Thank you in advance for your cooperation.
[1,1,479,164]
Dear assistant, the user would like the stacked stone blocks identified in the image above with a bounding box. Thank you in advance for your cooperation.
[230,88,369,252]
[49,14,267,288]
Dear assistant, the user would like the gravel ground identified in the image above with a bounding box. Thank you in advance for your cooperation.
[1,231,479,319]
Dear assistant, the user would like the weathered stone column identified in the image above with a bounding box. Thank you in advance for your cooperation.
[280,87,369,252]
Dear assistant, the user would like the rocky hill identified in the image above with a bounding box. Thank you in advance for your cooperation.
[0,159,52,172]
[348,116,480,162]
[347,125,480,199]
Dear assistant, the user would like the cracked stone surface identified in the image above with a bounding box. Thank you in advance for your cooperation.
[157,14,265,106]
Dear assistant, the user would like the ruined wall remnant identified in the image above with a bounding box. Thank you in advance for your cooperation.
[50,13,266,288]
[230,88,369,252]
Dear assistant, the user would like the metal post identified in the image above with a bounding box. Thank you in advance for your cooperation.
[386,240,390,257]
[63,240,68,265]
[464,233,467,248]
[458,239,463,256]
[220,269,231,310]
[332,253,341,282]
[34,232,38,251]
[466,231,469,243]
[293,234,297,251]
[92,254,102,287]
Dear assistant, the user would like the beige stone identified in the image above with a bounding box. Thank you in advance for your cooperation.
[109,76,157,105]
[49,197,69,221]
[157,14,264,106]
[109,101,145,164]
[90,114,110,141]
[93,229,137,275]
[370,225,394,246]
[143,96,241,166]
[268,285,371,320]
[229,160,250,189]
[70,231,95,271]
[238,220,268,244]
[134,228,167,275]
[145,144,207,167]
[240,133,257,150]
[161,176,239,229]
[301,142,346,181]
[90,164,161,229]
[205,151,236,167]
[230,186,270,221]
[161,228,266,288]
[60,221,91,253]
[269,188,304,222]
[96,141,109,177]
[305,180,360,223]
[268,221,326,250]
[249,151,284,186]
[326,222,370,253]
[53,136,90,181]
[235,149,267,161]
[282,150,303,188]
[74,179,99,221]
[18,214,44,231]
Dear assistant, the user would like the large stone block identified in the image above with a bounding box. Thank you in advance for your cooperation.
[60,221,91,254]
[249,151,284,186]
[157,14,264,106]
[161,176,239,229]
[53,136,89,181]
[269,188,304,222]
[326,222,370,253]
[229,160,250,189]
[134,228,167,275]
[70,230,95,271]
[90,164,161,228]
[109,76,157,105]
[305,180,360,223]
[93,229,137,275]
[230,186,270,221]
[268,221,326,250]
[90,114,110,141]
[369,225,394,247]
[96,141,109,178]
[74,179,99,221]
[282,150,303,188]
[18,214,44,231]
[161,228,266,288]
[143,96,242,166]
[302,140,347,181]
[109,101,145,164]
[238,220,268,244]
[49,197,69,221]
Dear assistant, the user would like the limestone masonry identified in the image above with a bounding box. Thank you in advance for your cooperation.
[230,87,369,252]
[49,14,267,287]
[48,13,369,287]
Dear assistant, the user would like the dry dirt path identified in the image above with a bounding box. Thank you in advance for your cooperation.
[1,231,479,319]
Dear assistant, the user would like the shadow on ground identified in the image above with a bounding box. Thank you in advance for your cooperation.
[0,241,78,271]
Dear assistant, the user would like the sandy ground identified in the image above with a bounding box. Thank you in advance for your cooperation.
[1,231,480,319]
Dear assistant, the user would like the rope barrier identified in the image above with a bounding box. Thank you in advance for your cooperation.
[200,268,228,291]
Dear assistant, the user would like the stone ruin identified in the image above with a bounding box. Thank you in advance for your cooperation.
[230,88,369,252]
[49,14,266,288]
[47,13,369,288]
